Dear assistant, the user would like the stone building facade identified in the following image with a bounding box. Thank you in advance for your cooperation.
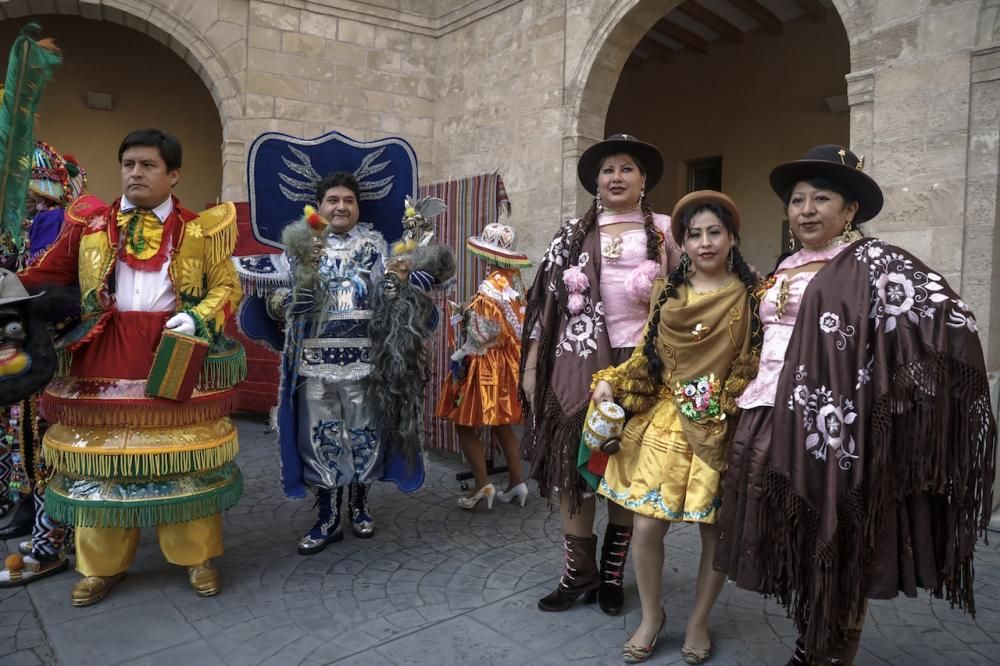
[1,0,997,373]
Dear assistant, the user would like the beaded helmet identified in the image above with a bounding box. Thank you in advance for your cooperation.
[466,222,530,268]
[28,141,71,205]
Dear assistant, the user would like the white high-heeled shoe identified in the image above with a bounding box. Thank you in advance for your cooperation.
[497,482,528,507]
[457,483,496,510]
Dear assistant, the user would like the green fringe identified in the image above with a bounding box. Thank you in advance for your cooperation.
[198,339,247,390]
[44,469,243,529]
[43,438,239,478]
[56,349,72,377]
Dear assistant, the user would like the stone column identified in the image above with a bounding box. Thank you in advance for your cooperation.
[967,46,1000,372]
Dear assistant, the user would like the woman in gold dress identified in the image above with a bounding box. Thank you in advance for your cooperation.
[592,191,761,663]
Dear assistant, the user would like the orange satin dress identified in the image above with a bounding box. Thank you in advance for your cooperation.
[435,268,525,427]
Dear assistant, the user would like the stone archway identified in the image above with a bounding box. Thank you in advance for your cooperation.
[562,0,867,218]
[0,0,247,200]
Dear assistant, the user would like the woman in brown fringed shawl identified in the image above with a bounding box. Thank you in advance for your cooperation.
[714,145,997,666]
[519,134,680,615]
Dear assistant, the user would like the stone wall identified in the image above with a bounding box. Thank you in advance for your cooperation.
[2,0,996,368]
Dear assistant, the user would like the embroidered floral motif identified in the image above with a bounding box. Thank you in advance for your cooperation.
[674,374,724,422]
[600,478,721,521]
[787,384,859,470]
[818,311,856,350]
[856,352,873,389]
[855,239,977,334]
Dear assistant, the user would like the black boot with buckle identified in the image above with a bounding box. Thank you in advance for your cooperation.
[537,533,600,612]
[297,487,343,555]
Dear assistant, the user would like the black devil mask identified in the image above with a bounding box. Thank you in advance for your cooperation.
[0,270,56,405]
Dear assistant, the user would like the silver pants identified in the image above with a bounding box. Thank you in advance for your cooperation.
[297,375,382,490]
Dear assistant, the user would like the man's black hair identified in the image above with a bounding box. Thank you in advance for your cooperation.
[316,171,361,203]
[118,128,183,171]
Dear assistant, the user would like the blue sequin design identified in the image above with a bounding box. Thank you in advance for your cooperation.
[314,419,345,470]
[347,425,378,472]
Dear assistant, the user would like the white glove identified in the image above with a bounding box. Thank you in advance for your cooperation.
[165,312,196,336]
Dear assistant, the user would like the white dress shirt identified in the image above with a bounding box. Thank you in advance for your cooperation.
[115,196,177,313]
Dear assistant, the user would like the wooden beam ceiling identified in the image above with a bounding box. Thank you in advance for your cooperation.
[728,0,783,34]
[675,1,743,44]
[792,0,828,22]
[635,36,675,63]
[653,18,709,54]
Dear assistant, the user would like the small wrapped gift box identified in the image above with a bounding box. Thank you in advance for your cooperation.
[146,330,209,402]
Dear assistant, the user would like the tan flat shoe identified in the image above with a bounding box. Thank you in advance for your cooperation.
[71,572,126,607]
[188,561,221,597]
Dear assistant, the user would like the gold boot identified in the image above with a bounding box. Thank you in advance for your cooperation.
[71,572,126,607]
[188,561,221,597]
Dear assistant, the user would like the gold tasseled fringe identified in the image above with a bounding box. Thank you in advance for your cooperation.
[721,350,760,415]
[199,202,238,267]
[42,437,239,479]
[198,345,247,391]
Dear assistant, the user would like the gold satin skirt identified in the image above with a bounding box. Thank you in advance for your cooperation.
[598,398,722,523]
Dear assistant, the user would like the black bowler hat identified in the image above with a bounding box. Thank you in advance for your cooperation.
[769,144,884,223]
[577,133,664,196]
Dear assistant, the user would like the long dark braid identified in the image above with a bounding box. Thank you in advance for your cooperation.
[643,253,690,389]
[730,245,763,353]
[640,196,662,263]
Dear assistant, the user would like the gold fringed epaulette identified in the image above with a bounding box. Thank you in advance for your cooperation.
[195,201,237,266]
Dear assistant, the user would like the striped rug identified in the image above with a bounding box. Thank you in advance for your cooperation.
[420,171,512,454]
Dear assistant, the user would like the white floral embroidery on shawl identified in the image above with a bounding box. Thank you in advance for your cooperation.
[788,365,860,470]
[553,251,605,359]
[854,239,978,334]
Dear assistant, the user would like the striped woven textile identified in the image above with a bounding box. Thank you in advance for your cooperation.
[420,171,512,454]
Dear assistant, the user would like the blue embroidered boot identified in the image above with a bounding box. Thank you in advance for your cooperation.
[348,482,375,538]
[297,487,343,555]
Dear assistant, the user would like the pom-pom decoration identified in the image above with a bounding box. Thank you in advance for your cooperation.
[624,259,660,303]
[5,553,24,572]
[303,205,327,233]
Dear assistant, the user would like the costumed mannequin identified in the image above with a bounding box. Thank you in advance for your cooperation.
[18,128,245,606]
[435,222,530,509]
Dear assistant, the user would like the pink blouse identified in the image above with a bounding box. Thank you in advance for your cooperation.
[599,211,674,349]
[737,242,853,409]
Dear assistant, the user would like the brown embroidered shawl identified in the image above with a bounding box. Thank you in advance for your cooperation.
[762,238,996,659]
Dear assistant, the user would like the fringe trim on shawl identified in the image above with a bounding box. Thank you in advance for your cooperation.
[45,469,243,529]
[39,389,239,427]
[525,384,590,513]
[42,437,239,479]
[757,353,995,662]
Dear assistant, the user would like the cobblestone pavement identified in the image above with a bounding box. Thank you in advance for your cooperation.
[1,413,999,665]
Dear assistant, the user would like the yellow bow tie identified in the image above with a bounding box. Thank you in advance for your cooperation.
[116,208,164,261]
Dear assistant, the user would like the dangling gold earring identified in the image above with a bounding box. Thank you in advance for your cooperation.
[727,248,734,272]
[788,226,796,251]
[639,188,645,208]
[841,217,861,243]
[595,194,603,213]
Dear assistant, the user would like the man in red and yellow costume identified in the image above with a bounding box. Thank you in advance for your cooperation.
[18,128,244,606]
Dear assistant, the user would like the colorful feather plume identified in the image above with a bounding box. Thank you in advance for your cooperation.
[0,22,62,249]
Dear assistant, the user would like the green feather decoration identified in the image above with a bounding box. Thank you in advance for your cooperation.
[0,22,62,250]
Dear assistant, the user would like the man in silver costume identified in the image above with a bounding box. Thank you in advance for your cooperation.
[267,172,385,555]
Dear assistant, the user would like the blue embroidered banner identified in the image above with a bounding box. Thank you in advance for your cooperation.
[246,131,419,249]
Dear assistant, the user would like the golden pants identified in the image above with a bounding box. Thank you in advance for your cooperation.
[74,513,224,576]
